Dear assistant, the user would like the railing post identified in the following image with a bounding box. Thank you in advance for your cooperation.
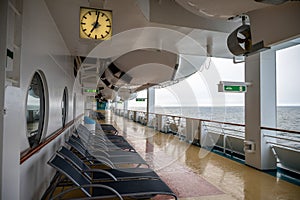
[186,118,199,144]
[123,100,128,118]
[133,111,137,122]
[222,124,226,154]
[192,120,201,146]
[147,88,155,126]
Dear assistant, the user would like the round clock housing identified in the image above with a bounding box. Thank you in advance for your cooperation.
[80,7,112,40]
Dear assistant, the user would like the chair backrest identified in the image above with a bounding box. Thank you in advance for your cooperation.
[47,154,91,197]
[76,125,107,148]
[66,138,88,157]
[98,124,117,132]
[71,134,103,149]
[57,146,90,172]
[95,123,104,132]
[70,135,86,147]
[57,146,119,181]
[77,124,91,135]
[76,125,91,142]
[66,138,115,169]
[69,136,108,157]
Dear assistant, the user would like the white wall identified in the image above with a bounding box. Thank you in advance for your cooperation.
[19,128,73,200]
[2,0,84,199]
[0,0,8,199]
[19,0,76,150]
[3,87,22,200]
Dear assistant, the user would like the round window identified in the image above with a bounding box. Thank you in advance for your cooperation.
[26,72,45,148]
[61,87,68,127]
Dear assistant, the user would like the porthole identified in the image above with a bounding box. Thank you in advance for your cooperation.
[26,72,45,148]
[61,87,68,127]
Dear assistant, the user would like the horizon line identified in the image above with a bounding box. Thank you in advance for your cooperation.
[128,104,300,107]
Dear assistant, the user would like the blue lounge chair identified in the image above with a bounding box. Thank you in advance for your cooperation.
[48,154,177,200]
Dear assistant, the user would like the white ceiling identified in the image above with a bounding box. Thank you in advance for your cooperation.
[43,0,281,100]
[175,0,272,19]
[44,0,276,58]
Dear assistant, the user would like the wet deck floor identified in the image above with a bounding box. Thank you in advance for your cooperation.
[104,111,300,200]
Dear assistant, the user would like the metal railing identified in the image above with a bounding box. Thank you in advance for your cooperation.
[262,126,300,150]
[261,127,300,173]
[113,108,246,158]
[113,108,300,173]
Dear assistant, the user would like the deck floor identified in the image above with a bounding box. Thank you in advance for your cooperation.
[102,111,300,200]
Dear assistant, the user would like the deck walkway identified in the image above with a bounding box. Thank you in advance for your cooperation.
[102,110,300,200]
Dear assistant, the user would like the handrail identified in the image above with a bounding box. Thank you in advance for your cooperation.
[266,142,300,151]
[124,109,246,127]
[203,123,244,132]
[261,126,300,135]
[117,108,300,158]
[264,134,300,143]
[20,114,84,164]
[124,109,300,134]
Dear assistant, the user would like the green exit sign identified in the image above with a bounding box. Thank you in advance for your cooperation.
[84,89,98,93]
[224,85,246,92]
[136,98,146,102]
[218,81,248,93]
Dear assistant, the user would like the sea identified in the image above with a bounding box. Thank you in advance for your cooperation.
[129,106,300,132]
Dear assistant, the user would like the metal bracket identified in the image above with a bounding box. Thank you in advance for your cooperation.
[228,14,250,25]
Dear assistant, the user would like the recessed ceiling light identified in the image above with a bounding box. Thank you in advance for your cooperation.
[187,1,197,7]
[198,9,215,17]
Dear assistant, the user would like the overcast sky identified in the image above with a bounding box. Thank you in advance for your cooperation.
[129,44,300,107]
[276,44,300,106]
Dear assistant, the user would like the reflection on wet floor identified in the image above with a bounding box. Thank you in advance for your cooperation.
[105,111,300,200]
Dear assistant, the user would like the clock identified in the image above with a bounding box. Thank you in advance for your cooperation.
[79,7,112,40]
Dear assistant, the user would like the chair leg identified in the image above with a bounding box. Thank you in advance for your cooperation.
[41,171,62,200]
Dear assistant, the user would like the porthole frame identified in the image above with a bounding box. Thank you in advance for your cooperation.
[25,70,48,148]
[61,87,68,127]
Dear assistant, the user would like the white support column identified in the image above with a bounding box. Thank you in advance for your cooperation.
[1,1,21,199]
[123,100,128,110]
[0,0,8,199]
[114,101,117,112]
[3,87,21,200]
[123,100,128,117]
[186,119,200,143]
[147,87,155,125]
[245,49,277,170]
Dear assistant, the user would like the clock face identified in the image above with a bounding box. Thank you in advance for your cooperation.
[80,7,112,40]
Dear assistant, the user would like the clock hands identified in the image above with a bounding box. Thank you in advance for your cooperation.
[90,11,100,33]
[81,8,111,40]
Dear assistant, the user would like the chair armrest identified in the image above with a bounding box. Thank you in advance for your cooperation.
[81,157,115,169]
[90,155,116,169]
[82,169,117,181]
[50,184,123,200]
